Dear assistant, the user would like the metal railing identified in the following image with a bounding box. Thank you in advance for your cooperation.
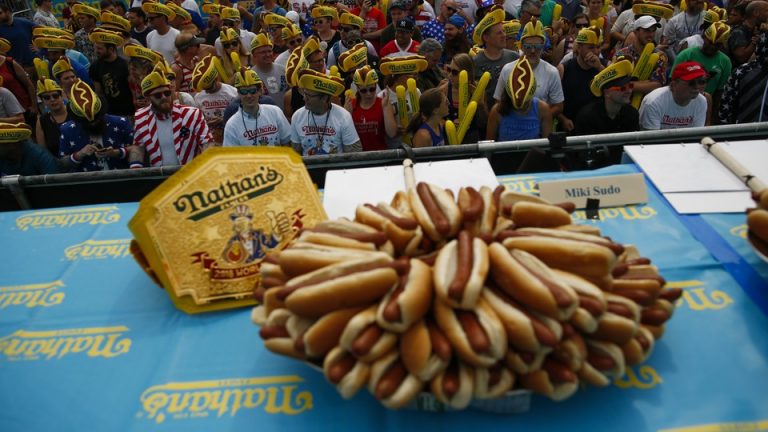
[2,122,767,211]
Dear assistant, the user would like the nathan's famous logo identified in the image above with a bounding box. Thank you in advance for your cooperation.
[64,239,131,261]
[192,206,303,281]
[173,166,284,221]
[729,224,748,239]
[312,78,338,93]
[138,376,313,424]
[15,206,120,231]
[386,63,418,74]
[0,280,65,309]
[500,176,538,195]
[671,280,733,311]
[0,326,131,361]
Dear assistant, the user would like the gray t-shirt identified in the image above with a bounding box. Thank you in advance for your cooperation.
[156,117,180,166]
[0,88,23,118]
[253,64,290,112]
[473,49,519,106]
[493,59,565,106]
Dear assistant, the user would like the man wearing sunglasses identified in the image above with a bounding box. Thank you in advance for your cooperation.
[59,80,133,172]
[131,71,209,167]
[639,61,708,130]
[574,59,639,138]
[223,68,291,147]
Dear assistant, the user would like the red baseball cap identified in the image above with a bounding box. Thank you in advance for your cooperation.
[672,61,707,81]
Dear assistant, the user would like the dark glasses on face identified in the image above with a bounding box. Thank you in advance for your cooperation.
[447,67,460,76]
[606,82,634,92]
[151,90,172,99]
[358,86,376,94]
[238,87,260,95]
[314,19,326,25]
[287,38,301,46]
[522,43,544,50]
[42,92,62,101]
[686,78,708,87]
[575,22,589,28]
[222,41,239,49]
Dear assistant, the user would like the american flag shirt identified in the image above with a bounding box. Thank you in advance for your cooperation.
[59,114,132,172]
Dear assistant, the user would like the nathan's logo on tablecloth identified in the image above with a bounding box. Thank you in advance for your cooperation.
[137,376,313,424]
[572,205,657,222]
[499,176,538,195]
[64,239,132,261]
[0,326,131,361]
[172,166,284,222]
[614,365,663,389]
[729,224,748,239]
[671,280,733,311]
[0,280,65,309]
[15,206,121,231]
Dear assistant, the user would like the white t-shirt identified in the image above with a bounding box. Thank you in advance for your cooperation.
[274,49,291,67]
[639,86,707,130]
[253,64,290,112]
[454,0,478,24]
[290,103,361,155]
[493,59,564,105]
[679,34,704,52]
[147,27,181,63]
[194,83,238,143]
[223,104,292,146]
[156,117,181,166]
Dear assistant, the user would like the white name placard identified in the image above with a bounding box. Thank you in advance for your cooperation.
[538,173,648,209]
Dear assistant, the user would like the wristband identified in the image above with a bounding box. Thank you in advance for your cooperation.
[129,162,144,169]
[119,148,127,159]
[70,153,81,164]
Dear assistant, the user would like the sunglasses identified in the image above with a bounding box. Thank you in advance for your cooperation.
[522,43,544,50]
[238,87,260,95]
[686,78,708,87]
[446,67,461,76]
[575,22,589,28]
[151,90,172,99]
[605,82,634,92]
[314,19,326,25]
[222,41,239,49]
[447,6,457,12]
[42,92,62,101]
[287,38,301,46]
[359,86,376,94]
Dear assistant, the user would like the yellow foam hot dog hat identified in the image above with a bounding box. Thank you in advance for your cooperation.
[379,55,428,76]
[520,20,545,42]
[124,44,164,63]
[338,42,368,73]
[302,36,324,58]
[0,123,32,143]
[141,71,171,96]
[220,6,241,21]
[703,21,730,45]
[589,59,634,96]
[353,65,379,87]
[220,27,240,43]
[101,11,131,33]
[507,56,536,110]
[250,32,274,51]
[191,54,221,91]
[142,2,175,20]
[33,36,75,50]
[631,2,674,20]
[285,47,308,87]
[69,80,103,121]
[202,3,222,15]
[166,3,192,22]
[298,69,345,97]
[473,8,505,46]
[503,20,521,39]
[52,56,73,79]
[264,12,292,27]
[281,24,303,41]
[73,3,100,19]
[233,67,263,88]
[37,78,62,96]
[88,28,125,46]
[575,27,601,45]
[339,12,364,29]
[311,6,339,21]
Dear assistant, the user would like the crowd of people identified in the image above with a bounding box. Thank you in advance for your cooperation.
[0,0,766,176]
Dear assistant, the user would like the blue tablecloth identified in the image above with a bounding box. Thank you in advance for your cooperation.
[1,165,767,431]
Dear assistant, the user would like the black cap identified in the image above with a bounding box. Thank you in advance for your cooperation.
[389,1,406,11]
[395,18,414,31]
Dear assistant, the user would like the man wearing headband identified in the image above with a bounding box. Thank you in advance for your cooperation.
[0,123,58,176]
[574,59,639,137]
[673,21,731,104]
[192,55,238,146]
[290,69,361,155]
[132,71,209,167]
[58,81,133,172]
[719,33,768,124]
[144,3,181,63]
[639,61,708,129]
[557,26,605,132]
[494,21,564,119]
[473,8,518,105]
[223,68,291,147]
[89,30,134,117]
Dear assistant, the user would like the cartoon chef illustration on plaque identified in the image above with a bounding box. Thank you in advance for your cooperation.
[222,205,281,264]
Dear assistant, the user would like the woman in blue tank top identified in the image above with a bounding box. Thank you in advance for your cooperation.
[486,56,552,141]
[407,88,450,147]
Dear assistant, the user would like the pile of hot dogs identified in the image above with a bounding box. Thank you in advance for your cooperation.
[748,189,768,259]
[253,182,680,409]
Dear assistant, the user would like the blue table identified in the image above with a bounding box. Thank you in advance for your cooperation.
[1,165,767,431]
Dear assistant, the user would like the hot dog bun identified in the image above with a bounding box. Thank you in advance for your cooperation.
[368,350,423,409]
[279,243,392,278]
[279,256,399,318]
[552,270,606,334]
[489,245,578,321]
[578,340,625,387]
[434,231,489,309]
[297,306,365,358]
[473,362,515,399]
[430,359,475,409]
[400,318,452,381]
[434,296,507,367]
[355,202,426,256]
[458,186,497,241]
[621,326,655,365]
[323,346,371,399]
[511,201,572,228]
[340,305,398,362]
[259,308,312,359]
[298,219,395,255]
[408,182,462,242]
[376,259,433,333]
[520,358,579,401]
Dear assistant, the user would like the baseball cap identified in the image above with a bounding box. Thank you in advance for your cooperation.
[389,1,406,10]
[395,18,415,31]
[672,61,707,81]
[634,15,661,31]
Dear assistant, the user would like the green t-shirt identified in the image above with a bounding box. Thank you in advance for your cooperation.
[672,47,732,95]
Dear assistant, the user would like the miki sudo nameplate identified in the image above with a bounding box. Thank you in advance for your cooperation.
[129,147,327,314]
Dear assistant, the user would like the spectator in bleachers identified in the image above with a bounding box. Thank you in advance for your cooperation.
[473,9,519,106]
[0,5,38,71]
[557,26,605,132]
[719,32,768,124]
[639,61,708,129]
[33,0,60,28]
[0,122,58,176]
[574,59,639,136]
[34,79,71,158]
[416,38,445,90]
[345,66,397,151]
[73,4,100,64]
[89,29,134,118]
[443,15,472,62]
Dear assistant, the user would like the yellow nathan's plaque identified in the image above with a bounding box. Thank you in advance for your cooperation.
[129,147,327,313]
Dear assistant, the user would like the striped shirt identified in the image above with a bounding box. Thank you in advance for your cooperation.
[173,60,195,94]
[133,104,210,167]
